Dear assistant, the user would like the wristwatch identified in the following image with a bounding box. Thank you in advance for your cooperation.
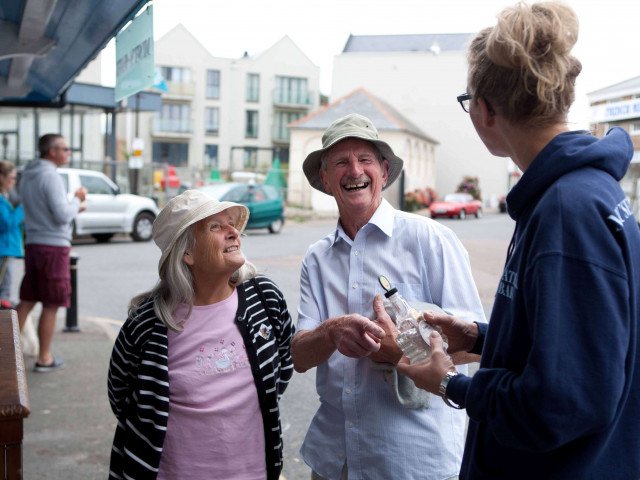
[438,371,464,409]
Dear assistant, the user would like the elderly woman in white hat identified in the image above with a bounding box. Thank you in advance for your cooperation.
[107,189,294,480]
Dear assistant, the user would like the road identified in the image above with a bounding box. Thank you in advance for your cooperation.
[13,211,515,479]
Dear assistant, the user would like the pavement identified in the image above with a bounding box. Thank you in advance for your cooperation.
[20,313,117,480]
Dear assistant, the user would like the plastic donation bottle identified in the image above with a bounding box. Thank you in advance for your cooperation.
[378,275,447,363]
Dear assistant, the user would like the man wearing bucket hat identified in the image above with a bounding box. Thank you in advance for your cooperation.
[291,114,486,480]
[107,190,294,480]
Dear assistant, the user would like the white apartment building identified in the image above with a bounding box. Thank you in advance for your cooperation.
[331,34,509,206]
[125,24,320,181]
[588,75,640,217]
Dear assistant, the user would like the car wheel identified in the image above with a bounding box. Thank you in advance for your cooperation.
[131,212,155,242]
[475,208,483,219]
[92,233,114,243]
[268,218,284,234]
[458,209,467,220]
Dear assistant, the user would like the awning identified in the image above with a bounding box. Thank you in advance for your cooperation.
[0,0,149,107]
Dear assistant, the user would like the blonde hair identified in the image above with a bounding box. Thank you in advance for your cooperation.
[467,1,582,126]
[129,224,257,332]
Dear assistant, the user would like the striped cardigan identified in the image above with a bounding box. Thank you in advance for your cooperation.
[107,276,295,480]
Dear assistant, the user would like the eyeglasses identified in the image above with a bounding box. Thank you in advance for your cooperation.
[457,93,473,113]
[56,146,71,152]
[456,92,495,116]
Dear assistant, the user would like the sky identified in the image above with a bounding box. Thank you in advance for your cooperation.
[103,0,640,128]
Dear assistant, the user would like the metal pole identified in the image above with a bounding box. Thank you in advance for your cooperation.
[64,254,80,332]
[110,110,117,182]
[399,170,406,211]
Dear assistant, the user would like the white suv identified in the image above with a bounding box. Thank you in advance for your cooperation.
[58,168,159,242]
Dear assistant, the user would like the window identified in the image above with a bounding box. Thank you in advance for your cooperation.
[246,73,260,102]
[631,122,640,135]
[157,102,191,132]
[275,76,309,105]
[204,145,218,168]
[205,107,220,135]
[245,110,259,138]
[152,142,189,167]
[243,147,257,169]
[79,175,115,194]
[273,110,303,142]
[224,186,248,203]
[206,70,221,99]
[160,66,191,83]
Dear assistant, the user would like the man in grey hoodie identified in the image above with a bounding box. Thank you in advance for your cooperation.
[16,134,87,372]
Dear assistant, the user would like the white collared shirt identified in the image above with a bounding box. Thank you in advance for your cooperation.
[298,199,486,480]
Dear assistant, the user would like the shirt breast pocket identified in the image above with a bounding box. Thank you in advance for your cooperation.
[394,283,426,303]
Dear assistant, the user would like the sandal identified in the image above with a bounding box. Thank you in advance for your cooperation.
[34,357,65,373]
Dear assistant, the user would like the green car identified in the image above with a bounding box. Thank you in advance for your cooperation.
[198,183,285,233]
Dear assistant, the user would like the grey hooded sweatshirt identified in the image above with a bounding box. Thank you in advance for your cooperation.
[20,159,80,247]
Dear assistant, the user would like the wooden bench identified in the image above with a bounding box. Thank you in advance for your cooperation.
[0,310,30,480]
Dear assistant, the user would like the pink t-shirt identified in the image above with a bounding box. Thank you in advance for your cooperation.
[157,290,266,480]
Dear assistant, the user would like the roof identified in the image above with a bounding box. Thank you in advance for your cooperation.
[588,75,640,103]
[290,88,438,144]
[342,33,473,54]
[0,0,149,107]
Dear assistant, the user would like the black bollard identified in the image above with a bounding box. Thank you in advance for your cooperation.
[64,254,80,332]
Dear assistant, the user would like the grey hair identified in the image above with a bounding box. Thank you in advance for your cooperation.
[320,141,384,171]
[129,224,257,332]
[38,134,64,158]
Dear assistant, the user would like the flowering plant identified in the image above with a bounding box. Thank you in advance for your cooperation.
[403,187,438,212]
[456,176,481,200]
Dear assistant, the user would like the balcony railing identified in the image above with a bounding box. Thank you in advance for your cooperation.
[165,80,195,97]
[153,118,193,134]
[272,88,313,107]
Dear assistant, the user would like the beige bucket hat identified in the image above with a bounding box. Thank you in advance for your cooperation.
[152,189,249,270]
[302,113,404,194]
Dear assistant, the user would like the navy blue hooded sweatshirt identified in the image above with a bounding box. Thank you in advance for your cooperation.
[447,128,640,479]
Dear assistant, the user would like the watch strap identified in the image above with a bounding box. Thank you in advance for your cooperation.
[438,371,464,409]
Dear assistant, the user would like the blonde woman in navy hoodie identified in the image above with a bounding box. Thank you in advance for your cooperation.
[398,2,640,479]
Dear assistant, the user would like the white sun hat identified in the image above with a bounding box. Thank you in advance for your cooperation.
[152,189,249,270]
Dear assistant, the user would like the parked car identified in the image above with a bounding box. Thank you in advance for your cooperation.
[429,193,482,219]
[198,182,285,233]
[57,168,159,242]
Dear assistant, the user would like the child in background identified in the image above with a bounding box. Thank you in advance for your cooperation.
[0,160,23,309]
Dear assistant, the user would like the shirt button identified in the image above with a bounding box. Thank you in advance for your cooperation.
[345,388,352,394]
[354,250,360,256]
[347,421,353,429]
[352,282,358,289]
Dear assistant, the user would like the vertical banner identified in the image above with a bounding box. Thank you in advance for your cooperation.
[115,5,154,102]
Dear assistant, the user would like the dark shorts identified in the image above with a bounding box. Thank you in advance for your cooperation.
[20,244,71,308]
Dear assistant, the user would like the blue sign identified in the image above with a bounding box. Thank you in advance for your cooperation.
[115,5,154,102]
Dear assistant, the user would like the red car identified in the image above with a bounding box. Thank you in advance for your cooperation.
[429,193,482,219]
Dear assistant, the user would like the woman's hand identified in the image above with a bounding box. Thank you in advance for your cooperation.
[397,330,455,394]
[422,311,478,354]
